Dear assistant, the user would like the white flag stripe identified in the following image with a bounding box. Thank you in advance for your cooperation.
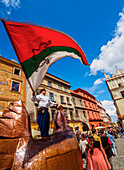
[28,51,82,91]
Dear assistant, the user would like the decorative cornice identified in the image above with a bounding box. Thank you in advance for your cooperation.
[0,69,24,78]
[106,74,124,81]
[74,88,96,100]
[0,56,21,68]
[40,84,71,95]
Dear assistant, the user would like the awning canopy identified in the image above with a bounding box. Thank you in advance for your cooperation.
[118,115,124,120]
[95,126,105,129]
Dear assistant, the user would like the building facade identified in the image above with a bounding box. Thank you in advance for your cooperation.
[26,73,79,131]
[70,90,90,131]
[97,100,111,127]
[26,73,90,132]
[104,67,124,127]
[26,73,73,121]
[74,88,104,129]
[0,56,26,115]
[1,56,101,132]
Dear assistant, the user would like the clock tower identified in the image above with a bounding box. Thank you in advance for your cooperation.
[104,67,124,127]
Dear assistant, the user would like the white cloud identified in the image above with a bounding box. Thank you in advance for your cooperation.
[94,95,99,98]
[83,84,97,95]
[110,115,118,123]
[101,100,117,116]
[83,77,105,95]
[94,77,105,85]
[90,8,124,75]
[1,0,21,14]
[97,90,105,94]
[1,0,10,7]
[84,71,89,78]
[7,9,11,15]
[1,0,20,8]
[11,0,20,8]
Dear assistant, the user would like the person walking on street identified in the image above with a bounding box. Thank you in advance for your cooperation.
[107,131,117,156]
[101,130,113,170]
[80,133,88,170]
[87,136,111,170]
[118,126,123,137]
[80,133,88,158]
[92,129,102,146]
[31,89,57,137]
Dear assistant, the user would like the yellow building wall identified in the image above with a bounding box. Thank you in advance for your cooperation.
[69,122,83,132]
[31,121,83,133]
[0,58,26,115]
[31,122,39,131]
[0,71,24,100]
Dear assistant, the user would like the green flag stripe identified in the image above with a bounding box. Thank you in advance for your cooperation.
[21,46,84,79]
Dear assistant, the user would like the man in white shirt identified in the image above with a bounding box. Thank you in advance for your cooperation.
[31,89,57,137]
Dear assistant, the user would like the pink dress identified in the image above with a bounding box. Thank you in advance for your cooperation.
[88,145,111,170]
[54,111,71,133]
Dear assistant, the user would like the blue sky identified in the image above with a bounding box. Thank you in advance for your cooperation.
[0,0,124,122]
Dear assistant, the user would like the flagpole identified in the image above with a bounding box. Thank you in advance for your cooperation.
[27,79,35,93]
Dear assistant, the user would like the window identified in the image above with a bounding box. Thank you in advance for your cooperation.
[59,85,62,90]
[65,87,67,92]
[94,112,97,119]
[48,81,52,87]
[79,100,83,106]
[98,113,101,119]
[118,83,122,87]
[120,91,124,97]
[92,112,94,119]
[14,68,20,75]
[84,101,86,107]
[0,105,4,110]
[60,96,64,103]
[11,81,20,92]
[72,98,76,105]
[75,110,79,117]
[67,97,70,105]
[51,110,56,120]
[87,111,91,119]
[70,111,73,120]
[83,111,86,118]
[50,93,54,101]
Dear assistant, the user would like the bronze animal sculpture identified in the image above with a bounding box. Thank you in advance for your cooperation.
[0,100,83,170]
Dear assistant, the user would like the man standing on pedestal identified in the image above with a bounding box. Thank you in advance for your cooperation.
[31,89,57,137]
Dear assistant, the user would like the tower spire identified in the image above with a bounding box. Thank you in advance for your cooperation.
[115,65,121,75]
[103,70,110,79]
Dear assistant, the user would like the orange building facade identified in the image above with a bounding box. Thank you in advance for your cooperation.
[74,88,104,129]
[0,56,26,116]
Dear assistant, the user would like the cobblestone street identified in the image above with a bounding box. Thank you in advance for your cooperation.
[113,137,124,170]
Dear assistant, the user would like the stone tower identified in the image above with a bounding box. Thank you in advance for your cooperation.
[104,67,124,127]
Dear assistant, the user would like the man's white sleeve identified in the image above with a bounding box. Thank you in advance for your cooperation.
[49,99,56,107]
[31,95,41,102]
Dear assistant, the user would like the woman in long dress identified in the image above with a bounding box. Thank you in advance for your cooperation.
[53,105,71,133]
[87,136,111,170]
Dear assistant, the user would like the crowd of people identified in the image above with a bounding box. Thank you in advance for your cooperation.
[76,126,124,170]
[31,88,123,170]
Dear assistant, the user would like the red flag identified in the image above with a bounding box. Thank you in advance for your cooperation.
[1,19,89,91]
